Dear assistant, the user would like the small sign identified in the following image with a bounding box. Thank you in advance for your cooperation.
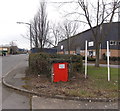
[59,64,65,69]
[61,45,63,50]
[88,41,94,47]
[93,52,96,56]
[3,48,7,51]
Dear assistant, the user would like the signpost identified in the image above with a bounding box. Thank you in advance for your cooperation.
[107,41,110,81]
[85,40,88,78]
[84,40,110,81]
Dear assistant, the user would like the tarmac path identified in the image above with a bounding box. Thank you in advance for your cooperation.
[1,54,30,110]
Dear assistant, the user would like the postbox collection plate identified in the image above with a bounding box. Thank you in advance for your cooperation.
[59,64,65,69]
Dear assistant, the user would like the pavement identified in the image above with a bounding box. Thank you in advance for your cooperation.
[2,62,119,110]
[0,56,2,110]
[2,55,31,109]
[84,63,120,68]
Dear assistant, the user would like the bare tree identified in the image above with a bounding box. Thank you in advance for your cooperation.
[60,20,78,54]
[32,16,39,48]
[37,1,49,50]
[77,0,119,67]
[50,23,61,46]
[30,1,50,50]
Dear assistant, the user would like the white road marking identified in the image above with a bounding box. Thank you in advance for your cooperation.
[2,62,22,78]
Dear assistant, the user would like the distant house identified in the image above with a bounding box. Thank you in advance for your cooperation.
[0,45,10,56]
[0,45,18,56]
[57,22,120,58]
[10,46,18,54]
[17,48,28,54]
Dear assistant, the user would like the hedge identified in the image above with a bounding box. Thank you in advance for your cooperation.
[82,56,96,61]
[102,56,120,61]
[29,53,83,79]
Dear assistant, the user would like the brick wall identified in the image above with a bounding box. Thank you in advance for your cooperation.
[57,49,120,57]
[101,49,120,57]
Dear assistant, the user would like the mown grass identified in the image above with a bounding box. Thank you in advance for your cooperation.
[86,66,118,98]
[87,66,118,90]
[65,66,118,98]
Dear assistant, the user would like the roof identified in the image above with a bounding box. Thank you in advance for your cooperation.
[0,45,11,48]
[58,22,120,44]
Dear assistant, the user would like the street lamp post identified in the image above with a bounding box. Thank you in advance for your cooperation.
[17,22,32,50]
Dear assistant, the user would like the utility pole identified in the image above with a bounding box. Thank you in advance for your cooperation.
[30,24,32,49]
[17,22,32,50]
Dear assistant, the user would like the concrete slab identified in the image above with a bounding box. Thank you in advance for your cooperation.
[0,83,2,111]
[32,96,118,110]
[2,92,30,109]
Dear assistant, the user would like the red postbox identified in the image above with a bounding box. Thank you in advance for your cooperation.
[52,62,68,82]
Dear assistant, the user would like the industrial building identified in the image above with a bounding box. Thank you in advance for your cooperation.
[57,22,120,58]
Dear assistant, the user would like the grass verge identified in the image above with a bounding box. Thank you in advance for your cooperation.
[24,66,119,99]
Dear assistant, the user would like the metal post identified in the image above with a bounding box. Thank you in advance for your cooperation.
[30,24,32,50]
[85,40,88,78]
[107,41,110,81]
[99,43,102,59]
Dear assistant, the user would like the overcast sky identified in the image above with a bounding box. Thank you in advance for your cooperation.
[0,0,119,49]
[0,0,63,49]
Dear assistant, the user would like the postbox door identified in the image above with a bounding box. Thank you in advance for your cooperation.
[53,63,68,82]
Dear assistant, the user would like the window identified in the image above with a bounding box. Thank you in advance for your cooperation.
[89,51,96,56]
[110,41,117,45]
[89,51,93,56]
[118,41,120,45]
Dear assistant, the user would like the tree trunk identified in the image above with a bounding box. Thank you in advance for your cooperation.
[40,38,43,51]
[95,42,100,67]
[67,36,70,54]
[68,40,70,54]
[35,36,38,48]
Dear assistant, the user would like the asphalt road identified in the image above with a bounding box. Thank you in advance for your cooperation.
[0,56,2,110]
[1,54,30,110]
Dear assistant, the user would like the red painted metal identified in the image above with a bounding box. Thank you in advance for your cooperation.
[53,62,68,82]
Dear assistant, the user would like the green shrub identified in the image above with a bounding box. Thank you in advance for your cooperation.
[29,53,51,76]
[88,57,96,61]
[82,56,96,61]
[29,53,83,79]
[102,56,120,61]
[110,57,120,61]
[72,62,83,72]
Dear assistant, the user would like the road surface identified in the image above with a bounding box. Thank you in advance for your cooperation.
[1,54,30,110]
